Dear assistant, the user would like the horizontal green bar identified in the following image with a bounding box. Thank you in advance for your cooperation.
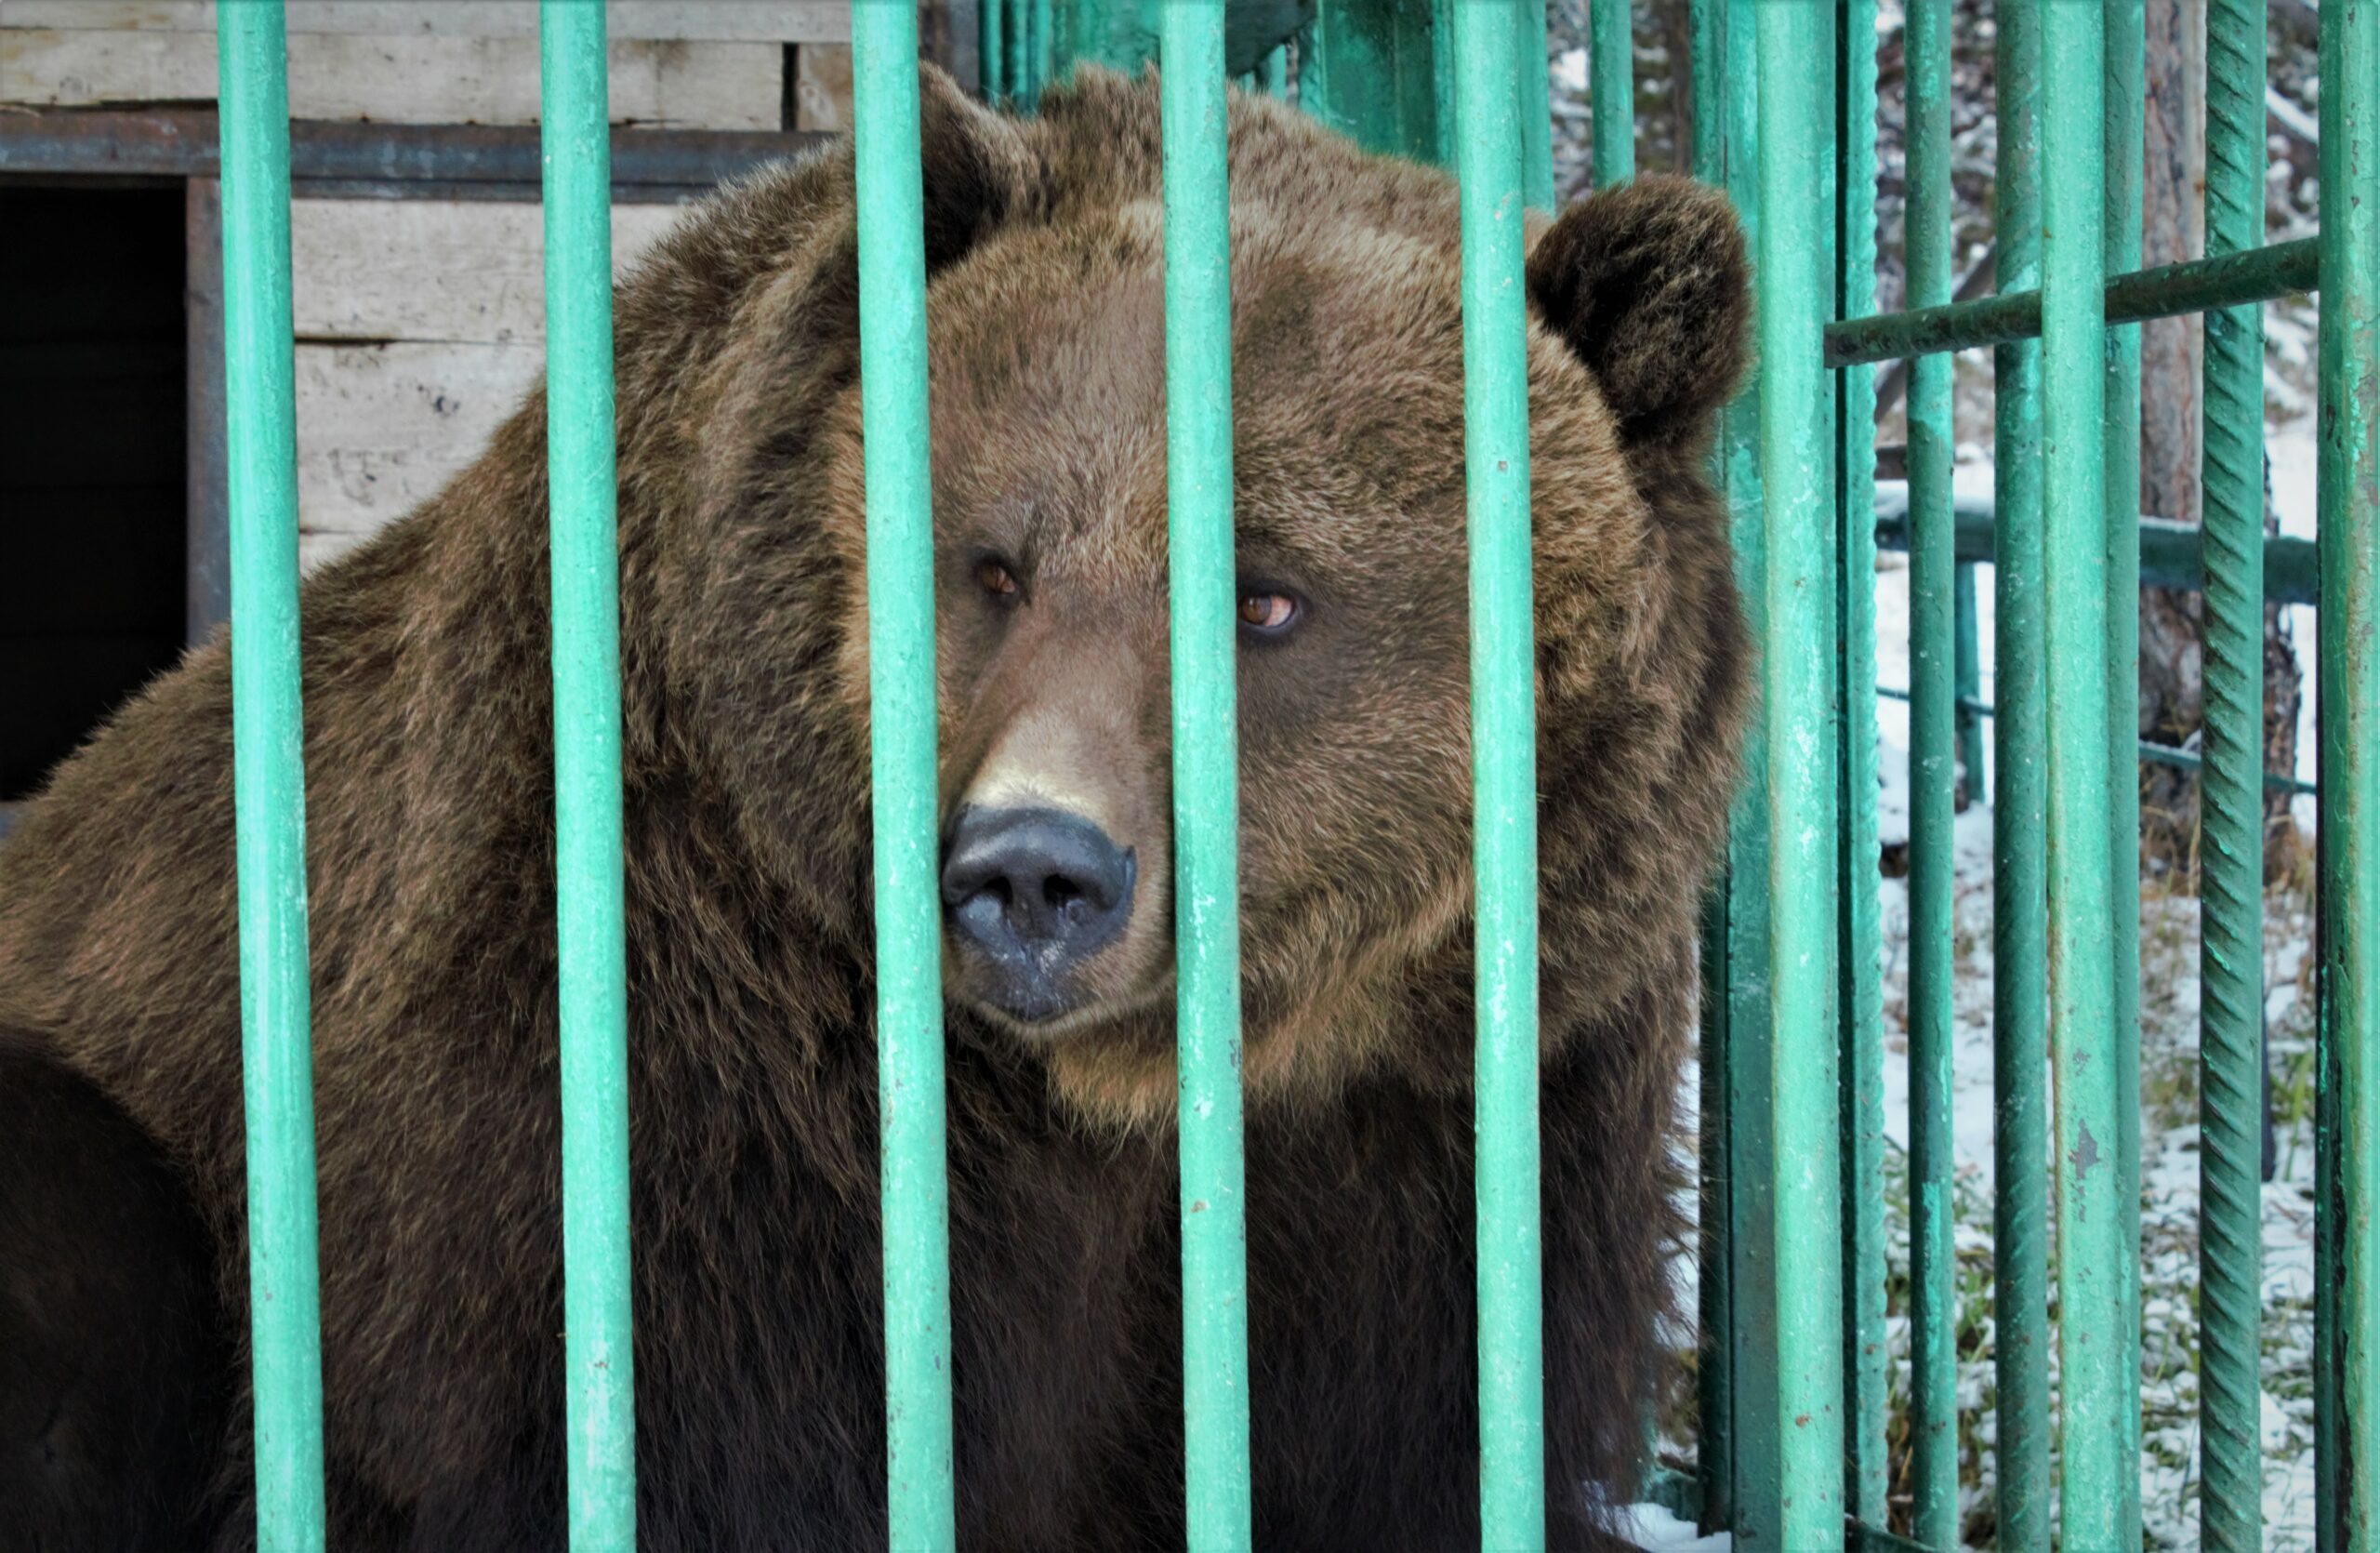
[1826,235,2318,368]
[1876,684,2315,796]
[1872,484,2318,605]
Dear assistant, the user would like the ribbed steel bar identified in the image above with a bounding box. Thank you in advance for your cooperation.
[2104,11,2148,1537]
[1990,5,2050,1540]
[1590,0,1632,188]
[1825,234,2319,368]
[852,8,957,1547]
[1522,0,1553,206]
[1688,0,1738,1520]
[216,4,327,1546]
[1755,2,1845,1543]
[1835,0,1889,1525]
[539,5,637,1547]
[1904,0,1959,1537]
[1451,3,1547,1545]
[2043,2,2131,1538]
[2199,0,2269,1544]
[1157,7,1255,1547]
[1715,0,1778,1530]
[2315,1,2380,1544]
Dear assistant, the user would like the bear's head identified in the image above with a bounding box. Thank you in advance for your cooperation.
[663,68,1750,1127]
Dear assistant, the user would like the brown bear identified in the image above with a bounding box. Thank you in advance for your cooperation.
[0,65,1748,1553]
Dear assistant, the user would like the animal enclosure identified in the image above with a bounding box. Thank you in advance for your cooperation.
[165,0,2380,1548]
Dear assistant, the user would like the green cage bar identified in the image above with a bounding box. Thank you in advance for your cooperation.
[1901,0,1958,1538]
[1754,1,1844,1543]
[1953,564,1984,804]
[2198,0,2268,1546]
[981,0,1005,101]
[2316,0,2380,1544]
[1157,7,1256,1547]
[1589,0,1631,189]
[538,5,637,1547]
[852,8,958,1548]
[217,4,328,1546]
[2102,15,2148,1533]
[1989,0,2050,1542]
[1450,2,1545,1546]
[1833,0,1888,1526]
[2041,2,2133,1539]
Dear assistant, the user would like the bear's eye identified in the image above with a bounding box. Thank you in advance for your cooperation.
[975,558,1021,604]
[1236,591,1302,636]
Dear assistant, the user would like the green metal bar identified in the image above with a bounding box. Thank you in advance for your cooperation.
[538,5,636,1547]
[1005,0,1027,106]
[1723,0,1780,1532]
[217,4,326,1546]
[1755,3,1844,1543]
[1989,8,2049,1538]
[2043,2,2131,1538]
[2103,13,2147,1539]
[1589,0,1632,188]
[1953,563,1985,805]
[982,0,1005,101]
[1261,42,1288,98]
[1834,0,1887,1526]
[1688,0,1738,1522]
[1451,3,1545,1544]
[852,10,957,1548]
[1157,7,1255,1547]
[1824,235,2320,369]
[2316,0,2380,1544]
[1520,0,1553,207]
[2199,0,2268,1544]
[1874,485,2322,605]
[1903,0,1958,1534]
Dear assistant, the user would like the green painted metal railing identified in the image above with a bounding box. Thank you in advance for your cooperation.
[206,4,2380,1549]
[217,5,326,1547]
[540,5,638,1549]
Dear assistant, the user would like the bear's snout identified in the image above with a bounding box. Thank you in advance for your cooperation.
[940,805,1137,1021]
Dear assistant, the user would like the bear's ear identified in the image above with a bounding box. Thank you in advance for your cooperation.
[1526,175,1751,448]
[912,63,1044,274]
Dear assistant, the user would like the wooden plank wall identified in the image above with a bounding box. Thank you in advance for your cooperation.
[2,0,863,569]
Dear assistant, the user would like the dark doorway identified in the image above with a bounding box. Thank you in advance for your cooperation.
[0,185,190,803]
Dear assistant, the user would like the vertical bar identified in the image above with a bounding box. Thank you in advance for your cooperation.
[1451,2,1545,1545]
[2199,0,2268,1545]
[1903,0,1959,1536]
[1953,562,1986,804]
[1835,0,1888,1525]
[1719,0,1781,1533]
[1005,0,1026,108]
[2101,11,2149,1538]
[2042,3,2130,1541]
[2316,0,2380,1544]
[1157,7,1255,1548]
[1755,3,1844,1545]
[982,0,1005,103]
[1589,0,1633,188]
[1688,4,1739,1522]
[1990,0,2051,1543]
[188,174,231,644]
[1522,0,1554,208]
[539,6,636,1547]
[217,5,326,1546]
[1261,42,1288,99]
[852,10,957,1548]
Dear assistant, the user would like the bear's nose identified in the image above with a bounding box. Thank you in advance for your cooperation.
[940,806,1136,1008]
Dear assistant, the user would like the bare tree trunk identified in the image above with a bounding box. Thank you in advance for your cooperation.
[2138,0,2209,867]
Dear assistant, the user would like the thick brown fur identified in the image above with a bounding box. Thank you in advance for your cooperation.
[0,67,1749,1551]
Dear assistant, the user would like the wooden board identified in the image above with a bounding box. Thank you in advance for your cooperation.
[0,2,848,43]
[792,43,851,133]
[1,28,785,127]
[294,339,540,570]
[290,199,685,344]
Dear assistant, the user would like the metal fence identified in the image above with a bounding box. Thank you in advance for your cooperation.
[210,1,2378,1549]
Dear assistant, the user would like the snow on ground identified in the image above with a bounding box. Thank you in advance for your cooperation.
[1645,422,2323,1547]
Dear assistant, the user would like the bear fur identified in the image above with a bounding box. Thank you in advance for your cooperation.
[0,66,1749,1552]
